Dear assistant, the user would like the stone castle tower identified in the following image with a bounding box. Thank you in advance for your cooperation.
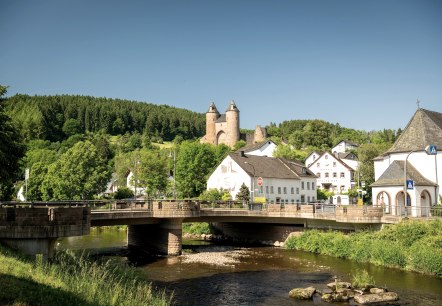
[200,101,266,147]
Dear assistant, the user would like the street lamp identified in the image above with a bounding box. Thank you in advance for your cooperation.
[169,147,177,199]
[244,161,255,203]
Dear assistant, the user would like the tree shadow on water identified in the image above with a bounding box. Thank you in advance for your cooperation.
[0,274,94,306]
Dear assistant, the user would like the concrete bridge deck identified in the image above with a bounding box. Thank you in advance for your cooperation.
[1,200,440,258]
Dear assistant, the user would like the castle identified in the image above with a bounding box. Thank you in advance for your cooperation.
[200,100,267,147]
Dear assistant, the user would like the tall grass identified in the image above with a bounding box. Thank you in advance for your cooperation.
[0,246,170,306]
[285,220,442,277]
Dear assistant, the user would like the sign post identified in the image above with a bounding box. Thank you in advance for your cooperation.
[25,168,30,201]
[257,177,263,187]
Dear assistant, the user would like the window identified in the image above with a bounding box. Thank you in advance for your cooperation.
[291,187,294,194]
[278,187,281,194]
[312,182,315,189]
[307,196,310,203]
[317,162,320,167]
[265,186,269,194]
[340,186,345,193]
[302,167,307,174]
[296,187,299,194]
[325,172,329,178]
[340,172,345,178]
[312,196,315,202]
[333,172,337,178]
[291,199,295,204]
[301,195,305,202]
[316,172,321,178]
[270,186,274,194]
[325,155,328,159]
[333,162,336,167]
[259,186,263,194]
[283,187,287,194]
[301,182,305,190]
[307,182,310,190]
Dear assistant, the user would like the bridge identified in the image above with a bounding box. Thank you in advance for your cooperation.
[1,200,440,259]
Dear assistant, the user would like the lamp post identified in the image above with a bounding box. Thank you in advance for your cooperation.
[169,147,177,199]
[244,161,255,203]
[403,150,417,217]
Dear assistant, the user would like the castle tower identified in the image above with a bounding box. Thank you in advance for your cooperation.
[253,125,267,143]
[205,101,220,145]
[225,100,240,147]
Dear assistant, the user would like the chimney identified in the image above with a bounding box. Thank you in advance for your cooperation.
[240,151,246,158]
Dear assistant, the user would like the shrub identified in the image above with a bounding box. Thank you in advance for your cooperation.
[352,269,375,289]
[113,187,134,199]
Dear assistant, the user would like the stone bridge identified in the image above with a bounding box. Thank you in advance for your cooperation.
[1,200,437,258]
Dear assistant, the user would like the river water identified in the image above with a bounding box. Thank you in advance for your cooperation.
[57,228,442,306]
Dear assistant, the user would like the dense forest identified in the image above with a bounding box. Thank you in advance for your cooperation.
[4,94,205,142]
[1,90,400,202]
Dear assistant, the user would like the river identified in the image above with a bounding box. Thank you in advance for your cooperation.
[57,228,442,306]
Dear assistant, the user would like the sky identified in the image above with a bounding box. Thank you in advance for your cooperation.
[1,0,441,131]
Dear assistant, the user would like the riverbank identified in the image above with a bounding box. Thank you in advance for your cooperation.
[285,219,442,277]
[0,246,169,306]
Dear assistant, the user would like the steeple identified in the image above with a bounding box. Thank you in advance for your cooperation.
[207,101,219,113]
[226,100,239,112]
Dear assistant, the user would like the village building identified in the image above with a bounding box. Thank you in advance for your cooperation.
[332,140,358,154]
[200,100,267,148]
[307,151,357,195]
[237,140,277,157]
[371,108,441,217]
[305,150,321,167]
[207,151,317,204]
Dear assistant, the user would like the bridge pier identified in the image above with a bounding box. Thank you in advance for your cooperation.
[128,219,183,255]
[0,206,90,260]
[0,238,57,261]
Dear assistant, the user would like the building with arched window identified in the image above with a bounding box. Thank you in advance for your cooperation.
[371,108,441,217]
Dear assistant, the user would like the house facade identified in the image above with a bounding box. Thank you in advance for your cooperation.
[207,152,317,204]
[371,108,441,217]
[307,152,357,194]
[332,140,358,154]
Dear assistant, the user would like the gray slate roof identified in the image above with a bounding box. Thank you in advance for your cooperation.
[371,160,437,187]
[386,108,442,154]
[229,153,317,180]
[235,140,274,154]
[215,114,226,123]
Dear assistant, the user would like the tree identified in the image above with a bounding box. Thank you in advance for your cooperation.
[137,149,169,198]
[113,187,134,199]
[175,141,218,198]
[41,141,111,200]
[27,162,48,201]
[0,85,26,200]
[236,183,250,202]
[62,118,82,137]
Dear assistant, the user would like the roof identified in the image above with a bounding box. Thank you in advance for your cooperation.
[226,100,239,112]
[207,102,219,114]
[235,140,275,154]
[336,152,357,160]
[229,152,316,180]
[371,160,437,187]
[385,108,442,154]
[215,114,226,123]
[333,140,359,147]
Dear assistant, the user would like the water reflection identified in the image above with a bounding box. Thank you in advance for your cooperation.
[58,229,442,306]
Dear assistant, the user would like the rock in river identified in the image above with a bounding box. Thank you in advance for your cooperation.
[354,292,399,304]
[288,287,316,299]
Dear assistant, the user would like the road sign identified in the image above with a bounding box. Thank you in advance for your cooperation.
[257,177,263,186]
[406,179,414,190]
[361,181,366,188]
[25,168,30,180]
[425,145,438,155]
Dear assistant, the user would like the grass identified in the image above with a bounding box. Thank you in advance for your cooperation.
[0,246,170,306]
[182,222,212,235]
[351,270,376,289]
[285,219,442,277]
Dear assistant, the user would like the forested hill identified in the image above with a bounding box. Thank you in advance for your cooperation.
[3,94,205,142]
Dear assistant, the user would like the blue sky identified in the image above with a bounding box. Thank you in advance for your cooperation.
[1,0,441,131]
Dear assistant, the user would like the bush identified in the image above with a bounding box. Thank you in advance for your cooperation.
[182,222,212,235]
[113,187,134,199]
[352,269,375,289]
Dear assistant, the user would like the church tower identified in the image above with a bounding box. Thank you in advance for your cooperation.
[205,101,220,145]
[225,100,240,147]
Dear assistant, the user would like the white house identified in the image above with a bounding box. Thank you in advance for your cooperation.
[237,140,277,157]
[305,151,321,167]
[371,108,441,217]
[332,140,358,154]
[207,151,317,204]
[308,152,357,194]
[126,170,146,196]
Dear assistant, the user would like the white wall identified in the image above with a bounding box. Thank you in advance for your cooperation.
[305,152,319,167]
[374,151,441,199]
[207,156,317,203]
[246,141,277,157]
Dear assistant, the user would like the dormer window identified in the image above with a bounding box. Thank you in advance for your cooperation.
[302,167,307,174]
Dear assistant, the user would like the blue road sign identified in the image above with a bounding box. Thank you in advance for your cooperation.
[426,145,437,155]
[406,180,414,190]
